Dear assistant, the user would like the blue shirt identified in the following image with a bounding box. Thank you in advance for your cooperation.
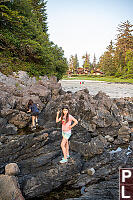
[29,104,39,113]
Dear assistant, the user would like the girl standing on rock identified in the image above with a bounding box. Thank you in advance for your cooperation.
[27,99,39,130]
[56,105,78,163]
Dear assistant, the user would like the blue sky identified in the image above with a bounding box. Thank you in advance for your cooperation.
[47,0,133,66]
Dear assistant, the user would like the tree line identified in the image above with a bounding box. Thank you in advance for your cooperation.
[68,21,133,78]
[68,53,97,74]
[99,20,133,78]
[0,2,132,79]
[0,0,68,80]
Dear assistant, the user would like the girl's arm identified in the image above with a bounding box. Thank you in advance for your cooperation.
[27,109,31,113]
[70,117,78,129]
[56,110,61,123]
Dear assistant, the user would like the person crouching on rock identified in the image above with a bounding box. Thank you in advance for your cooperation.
[27,99,39,131]
[56,105,78,164]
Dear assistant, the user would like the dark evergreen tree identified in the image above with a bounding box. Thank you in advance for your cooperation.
[68,54,79,73]
[75,54,79,69]
[93,53,97,69]
[0,0,67,79]
[99,21,133,78]
[82,52,90,72]
[115,20,133,76]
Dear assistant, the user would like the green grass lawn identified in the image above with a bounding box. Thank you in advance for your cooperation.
[62,75,133,83]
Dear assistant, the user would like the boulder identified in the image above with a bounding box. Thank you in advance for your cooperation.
[118,124,131,143]
[0,163,24,200]
[25,84,51,98]
[105,135,114,142]
[5,163,20,176]
[114,98,133,124]
[0,117,18,135]
[8,111,30,128]
[70,135,108,158]
[0,175,25,200]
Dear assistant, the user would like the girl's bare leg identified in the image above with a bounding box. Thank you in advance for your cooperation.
[32,116,35,127]
[61,137,67,160]
[66,140,69,156]
[35,116,38,124]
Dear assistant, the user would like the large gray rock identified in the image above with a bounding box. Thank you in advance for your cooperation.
[23,155,82,198]
[5,163,20,176]
[25,84,51,98]
[114,98,133,123]
[0,163,24,200]
[117,124,131,143]
[1,109,30,129]
[0,175,25,200]
[0,72,23,88]
[70,135,108,158]
[0,117,18,135]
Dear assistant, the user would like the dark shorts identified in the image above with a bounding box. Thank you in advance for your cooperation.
[31,112,39,116]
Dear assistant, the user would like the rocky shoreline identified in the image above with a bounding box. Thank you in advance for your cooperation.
[0,71,133,200]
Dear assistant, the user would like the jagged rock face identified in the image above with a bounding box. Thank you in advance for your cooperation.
[0,72,61,129]
[1,109,30,128]
[42,90,122,133]
[0,117,18,135]
[67,150,133,200]
[70,135,108,158]
[0,129,82,199]
[23,156,82,198]
[0,71,132,134]
[0,71,133,199]
[118,125,131,143]
[114,98,133,123]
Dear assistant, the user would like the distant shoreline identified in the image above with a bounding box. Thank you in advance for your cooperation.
[60,79,133,85]
[60,79,105,83]
[59,79,133,98]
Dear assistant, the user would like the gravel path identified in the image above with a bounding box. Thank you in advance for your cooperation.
[59,80,133,98]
